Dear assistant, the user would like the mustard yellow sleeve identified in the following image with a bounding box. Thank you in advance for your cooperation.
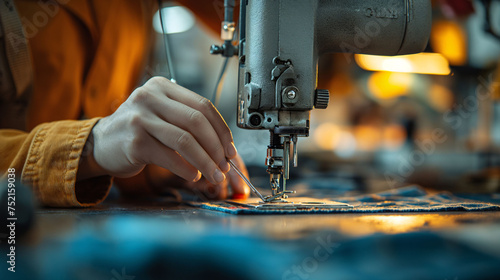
[0,118,111,207]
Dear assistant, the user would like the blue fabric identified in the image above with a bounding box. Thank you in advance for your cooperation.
[193,186,500,214]
[2,186,499,280]
[2,217,289,280]
[3,215,500,280]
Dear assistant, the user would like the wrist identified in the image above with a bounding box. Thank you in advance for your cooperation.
[77,123,108,181]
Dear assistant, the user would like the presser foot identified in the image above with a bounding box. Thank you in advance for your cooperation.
[262,190,296,203]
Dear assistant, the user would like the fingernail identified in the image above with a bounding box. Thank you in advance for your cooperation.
[213,169,225,184]
[227,142,237,158]
[219,159,230,173]
[193,171,202,182]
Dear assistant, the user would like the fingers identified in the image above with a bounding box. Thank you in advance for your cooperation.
[186,154,250,200]
[214,180,228,200]
[184,178,228,200]
[227,170,247,199]
[142,117,226,185]
[145,164,228,199]
[148,96,230,173]
[228,155,250,198]
[142,137,201,183]
[148,77,237,159]
[122,77,238,189]
[162,155,249,200]
[92,76,238,185]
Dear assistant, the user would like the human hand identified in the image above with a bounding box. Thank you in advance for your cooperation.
[147,153,250,200]
[183,153,250,199]
[78,77,238,186]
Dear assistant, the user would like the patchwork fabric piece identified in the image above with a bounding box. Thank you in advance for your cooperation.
[190,186,500,215]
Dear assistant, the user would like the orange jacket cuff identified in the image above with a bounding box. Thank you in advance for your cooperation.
[21,118,112,207]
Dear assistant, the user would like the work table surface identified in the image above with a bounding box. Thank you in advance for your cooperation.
[33,200,500,240]
[14,196,500,280]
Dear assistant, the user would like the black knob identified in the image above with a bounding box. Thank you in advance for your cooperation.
[210,43,238,57]
[210,45,223,55]
[314,89,329,109]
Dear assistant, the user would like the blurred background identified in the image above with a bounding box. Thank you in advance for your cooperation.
[4,2,500,279]
[149,0,500,195]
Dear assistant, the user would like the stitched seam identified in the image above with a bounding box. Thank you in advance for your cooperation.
[66,123,83,205]
[66,120,95,206]
[21,125,47,201]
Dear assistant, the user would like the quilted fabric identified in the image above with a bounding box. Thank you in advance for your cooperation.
[191,185,500,214]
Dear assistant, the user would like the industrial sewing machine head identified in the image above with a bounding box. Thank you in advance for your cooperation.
[211,0,432,202]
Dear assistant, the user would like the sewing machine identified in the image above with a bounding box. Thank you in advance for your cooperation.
[211,0,431,203]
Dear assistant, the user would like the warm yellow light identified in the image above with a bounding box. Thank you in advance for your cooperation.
[431,20,467,66]
[382,57,413,72]
[383,124,406,150]
[314,123,341,150]
[428,84,454,112]
[356,215,427,234]
[368,72,413,100]
[354,125,382,151]
[327,72,354,96]
[355,53,451,75]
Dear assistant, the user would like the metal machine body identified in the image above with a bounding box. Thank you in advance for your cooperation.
[212,0,431,202]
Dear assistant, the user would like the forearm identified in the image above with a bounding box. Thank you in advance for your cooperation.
[0,118,112,207]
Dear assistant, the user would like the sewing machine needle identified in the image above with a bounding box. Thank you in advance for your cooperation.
[228,159,266,202]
